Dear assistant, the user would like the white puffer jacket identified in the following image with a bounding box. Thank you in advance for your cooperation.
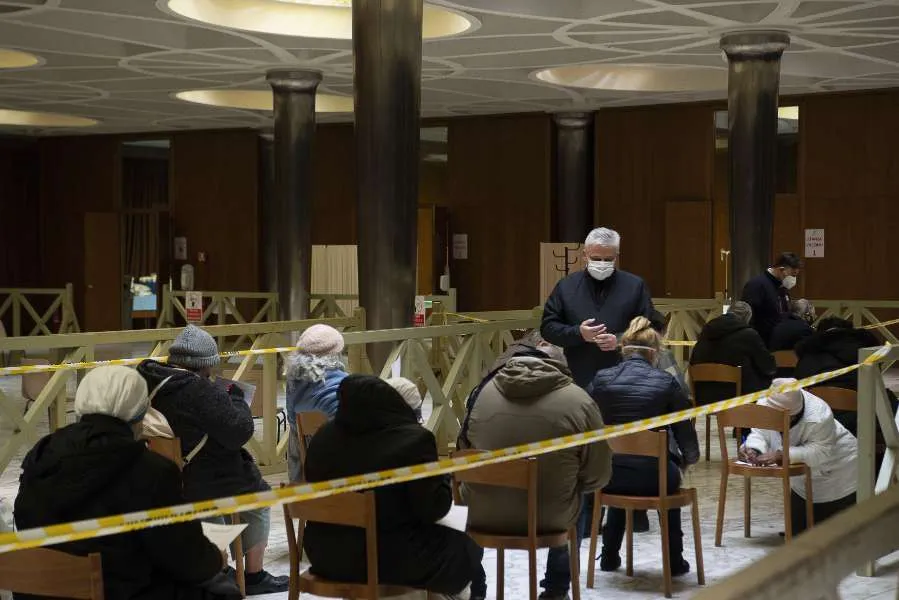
[745,391,857,503]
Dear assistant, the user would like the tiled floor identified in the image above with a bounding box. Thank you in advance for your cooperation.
[1,363,898,599]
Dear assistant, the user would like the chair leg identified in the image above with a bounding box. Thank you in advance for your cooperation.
[625,509,634,577]
[705,415,711,461]
[231,513,245,598]
[659,506,672,598]
[691,490,705,586]
[743,476,752,538]
[284,506,299,600]
[528,546,538,600]
[715,469,728,547]
[496,548,505,600]
[805,470,815,528]
[587,492,601,589]
[783,475,793,543]
[569,527,581,600]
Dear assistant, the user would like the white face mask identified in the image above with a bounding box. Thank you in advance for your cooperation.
[587,260,615,281]
[782,275,797,290]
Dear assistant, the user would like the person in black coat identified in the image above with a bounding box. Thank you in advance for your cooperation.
[303,375,485,598]
[15,366,237,600]
[541,227,654,388]
[795,317,897,435]
[589,317,700,577]
[741,252,802,346]
[769,299,816,353]
[690,301,776,404]
[137,325,287,595]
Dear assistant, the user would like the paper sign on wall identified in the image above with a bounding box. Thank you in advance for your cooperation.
[173,237,187,261]
[804,229,824,258]
[413,295,426,327]
[452,234,468,260]
[185,291,203,323]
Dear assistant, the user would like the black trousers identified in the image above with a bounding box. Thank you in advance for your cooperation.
[790,491,856,537]
[601,458,683,559]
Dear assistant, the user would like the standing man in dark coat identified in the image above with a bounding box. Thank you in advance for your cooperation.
[741,252,802,346]
[541,227,654,389]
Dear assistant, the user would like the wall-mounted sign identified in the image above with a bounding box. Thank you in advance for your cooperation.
[185,291,203,323]
[452,234,468,260]
[804,229,824,258]
[173,237,187,261]
[414,295,426,327]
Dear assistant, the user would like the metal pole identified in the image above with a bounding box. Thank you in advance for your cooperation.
[354,0,423,370]
[265,69,322,325]
[553,111,594,243]
[720,31,789,296]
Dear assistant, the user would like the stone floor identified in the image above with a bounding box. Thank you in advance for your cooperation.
[1,360,898,599]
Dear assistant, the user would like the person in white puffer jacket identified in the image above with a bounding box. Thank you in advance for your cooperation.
[740,378,857,535]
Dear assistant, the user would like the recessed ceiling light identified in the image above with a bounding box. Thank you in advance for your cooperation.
[0,109,97,127]
[0,49,40,69]
[175,89,354,113]
[535,64,727,92]
[165,0,476,40]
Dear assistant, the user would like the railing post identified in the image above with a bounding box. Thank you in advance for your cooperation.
[857,351,877,576]
[11,293,21,337]
[157,284,170,329]
[261,334,279,467]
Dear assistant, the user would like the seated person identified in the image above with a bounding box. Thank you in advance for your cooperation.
[795,317,897,436]
[590,316,700,576]
[137,325,288,595]
[284,324,348,482]
[769,299,816,353]
[15,366,238,600]
[739,379,857,535]
[303,375,485,600]
[464,344,611,600]
[690,301,776,403]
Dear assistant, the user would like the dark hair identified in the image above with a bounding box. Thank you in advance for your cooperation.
[774,252,802,269]
[817,317,852,333]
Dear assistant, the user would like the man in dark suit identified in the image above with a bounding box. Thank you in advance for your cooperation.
[741,252,802,346]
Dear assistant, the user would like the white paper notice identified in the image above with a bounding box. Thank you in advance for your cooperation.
[452,234,468,260]
[201,522,247,552]
[804,228,824,258]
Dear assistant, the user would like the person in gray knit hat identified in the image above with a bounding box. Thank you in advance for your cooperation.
[137,326,288,595]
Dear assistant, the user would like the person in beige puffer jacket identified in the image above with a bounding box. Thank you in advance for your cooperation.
[463,345,612,600]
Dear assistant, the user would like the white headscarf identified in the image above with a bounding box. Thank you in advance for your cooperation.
[385,377,423,420]
[75,365,149,424]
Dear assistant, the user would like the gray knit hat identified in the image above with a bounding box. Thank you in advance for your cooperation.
[168,325,220,370]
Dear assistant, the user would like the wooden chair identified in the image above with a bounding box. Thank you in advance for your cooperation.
[0,547,103,599]
[773,350,798,370]
[587,430,704,599]
[812,386,858,412]
[689,363,742,461]
[714,404,814,547]
[453,449,581,600]
[283,491,418,599]
[146,436,245,597]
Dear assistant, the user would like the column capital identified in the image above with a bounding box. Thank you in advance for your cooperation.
[720,30,790,60]
[552,111,594,129]
[265,69,323,93]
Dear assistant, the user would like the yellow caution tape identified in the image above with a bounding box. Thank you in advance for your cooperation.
[0,343,889,554]
[664,340,697,347]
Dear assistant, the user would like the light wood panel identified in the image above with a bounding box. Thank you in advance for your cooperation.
[540,243,585,303]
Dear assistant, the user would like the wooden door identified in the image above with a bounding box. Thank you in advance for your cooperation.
[83,212,122,331]
[664,200,713,298]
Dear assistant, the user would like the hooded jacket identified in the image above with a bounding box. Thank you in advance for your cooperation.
[690,313,777,403]
[464,356,612,535]
[15,415,223,600]
[303,375,472,590]
[741,270,790,345]
[541,269,654,388]
[136,360,268,501]
[768,314,815,352]
[795,327,880,391]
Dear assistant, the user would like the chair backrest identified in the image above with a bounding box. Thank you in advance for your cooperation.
[296,411,329,475]
[689,363,742,403]
[812,386,858,412]
[608,430,673,498]
[716,403,792,464]
[773,350,798,369]
[451,449,539,541]
[147,436,184,470]
[0,548,104,599]
[288,491,378,597]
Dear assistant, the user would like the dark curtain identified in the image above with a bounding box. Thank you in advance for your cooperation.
[122,157,168,278]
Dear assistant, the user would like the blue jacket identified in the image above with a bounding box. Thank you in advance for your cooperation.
[286,368,347,482]
[541,269,654,388]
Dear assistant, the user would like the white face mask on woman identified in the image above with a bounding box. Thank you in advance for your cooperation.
[782,275,797,290]
[587,260,615,281]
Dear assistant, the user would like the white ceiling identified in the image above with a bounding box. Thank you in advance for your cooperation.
[2,0,899,134]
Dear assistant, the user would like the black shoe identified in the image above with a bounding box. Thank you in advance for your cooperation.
[633,511,650,533]
[599,553,621,572]
[245,570,289,595]
[537,593,570,600]
[671,559,690,577]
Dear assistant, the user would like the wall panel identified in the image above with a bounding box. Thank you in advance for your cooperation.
[312,124,356,245]
[0,139,40,287]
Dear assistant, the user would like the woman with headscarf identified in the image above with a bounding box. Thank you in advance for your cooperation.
[15,365,238,600]
[284,324,348,482]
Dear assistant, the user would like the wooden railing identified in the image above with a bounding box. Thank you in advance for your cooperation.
[0,284,79,337]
